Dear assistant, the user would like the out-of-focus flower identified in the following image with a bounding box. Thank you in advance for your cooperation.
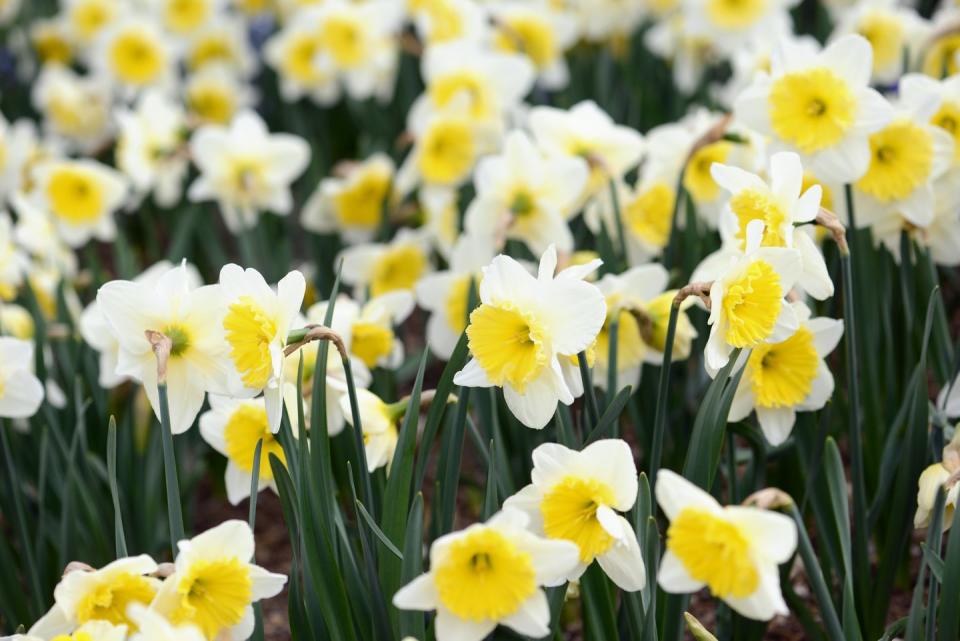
[97,263,232,434]
[727,301,843,445]
[29,18,75,66]
[465,130,586,255]
[183,64,257,126]
[31,158,128,247]
[393,508,580,641]
[93,18,175,95]
[336,292,414,369]
[340,388,400,472]
[645,14,714,94]
[199,394,287,504]
[0,115,35,202]
[735,34,894,182]
[0,0,20,25]
[32,65,112,152]
[915,429,960,529]
[184,18,257,76]
[127,605,205,641]
[64,0,124,47]
[150,520,286,641]
[681,0,798,55]
[0,212,28,301]
[339,228,432,298]
[504,439,646,591]
[152,0,223,38]
[921,9,960,78]
[301,154,395,242]
[489,1,578,90]
[0,337,44,418]
[656,470,797,621]
[453,246,605,429]
[0,304,35,339]
[832,0,930,84]
[188,110,310,231]
[264,11,341,105]
[409,0,490,47]
[116,90,189,208]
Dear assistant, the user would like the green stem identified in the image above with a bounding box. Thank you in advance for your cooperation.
[649,303,679,494]
[157,383,185,555]
[107,417,128,558]
[578,351,600,429]
[789,504,846,641]
[608,179,629,269]
[341,355,376,520]
[663,173,687,272]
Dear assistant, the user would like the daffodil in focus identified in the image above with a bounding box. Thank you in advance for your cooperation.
[593,264,698,392]
[339,229,432,298]
[415,233,494,360]
[504,439,646,591]
[97,263,232,434]
[301,154,395,242]
[339,388,401,472]
[0,337,44,418]
[453,245,606,429]
[31,158,128,247]
[656,470,797,620]
[188,110,310,231]
[464,130,587,255]
[28,555,159,637]
[393,508,580,641]
[704,220,802,371]
[735,34,894,182]
[150,520,286,641]
[217,265,305,432]
[199,395,287,504]
[727,301,843,445]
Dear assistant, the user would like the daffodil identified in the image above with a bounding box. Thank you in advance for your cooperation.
[183,64,256,126]
[301,154,395,242]
[0,337,44,418]
[735,33,895,183]
[921,8,960,78]
[409,0,489,47]
[28,555,160,637]
[264,10,341,105]
[727,301,843,444]
[184,18,257,76]
[339,228,432,298]
[645,14,714,94]
[153,0,223,38]
[31,158,128,247]
[150,520,286,641]
[656,469,797,620]
[832,0,930,84]
[17,621,127,641]
[488,0,578,90]
[915,431,960,529]
[704,220,803,371]
[592,264,698,392]
[97,262,233,434]
[504,439,647,591]
[188,110,310,231]
[63,0,123,46]
[126,605,206,641]
[1,304,35,339]
[337,291,413,369]
[116,89,189,208]
[529,101,644,201]
[0,212,28,301]
[199,394,289,504]
[453,245,606,429]
[212,266,303,434]
[681,0,798,56]
[32,65,112,152]
[0,114,34,201]
[339,388,401,472]
[572,0,646,43]
[393,508,580,641]
[415,233,495,360]
[94,17,174,94]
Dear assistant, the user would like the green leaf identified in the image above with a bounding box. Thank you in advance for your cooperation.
[399,494,426,641]
[356,500,403,560]
[107,416,127,558]
[584,385,632,445]
[156,382,185,555]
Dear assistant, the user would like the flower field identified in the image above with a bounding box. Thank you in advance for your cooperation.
[1,0,960,639]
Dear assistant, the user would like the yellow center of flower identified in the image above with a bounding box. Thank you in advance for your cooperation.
[667,508,759,598]
[224,402,284,481]
[430,72,495,121]
[350,321,394,368]
[223,157,269,204]
[75,572,157,627]
[730,189,789,249]
[223,296,278,389]
[542,476,617,562]
[370,244,427,297]
[47,167,105,224]
[722,260,783,348]
[857,10,904,72]
[320,15,366,67]
[706,0,766,29]
[747,326,818,408]
[165,0,210,33]
[434,527,536,621]
[923,34,960,78]
[334,168,391,228]
[684,141,731,203]
[33,29,72,64]
[444,275,473,333]
[420,0,465,44]
[931,101,960,163]
[187,82,236,125]
[71,0,115,41]
[162,323,193,358]
[283,32,323,83]
[856,119,933,202]
[466,303,547,392]
[769,68,856,154]
[173,558,252,640]
[188,36,234,71]
[109,29,165,85]
[625,182,674,248]
[494,16,556,68]
[418,117,476,185]
[596,307,647,372]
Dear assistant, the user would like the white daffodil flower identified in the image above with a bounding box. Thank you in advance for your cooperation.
[704,220,803,372]
[681,0,798,56]
[453,245,606,429]
[263,10,341,106]
[504,439,647,591]
[735,34,895,183]
[831,0,930,85]
[300,154,395,242]
[393,508,580,641]
[97,263,232,434]
[183,64,257,126]
[126,605,205,641]
[188,110,310,231]
[0,212,28,301]
[93,17,175,95]
[218,264,306,432]
[464,129,587,255]
[488,1,578,90]
[150,520,286,641]
[338,228,432,299]
[656,470,798,621]
[727,301,843,445]
[339,388,400,472]
[0,337,44,418]
[409,0,490,48]
[31,65,112,153]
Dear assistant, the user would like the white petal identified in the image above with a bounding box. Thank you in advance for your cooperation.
[580,439,638,510]
[503,374,563,430]
[597,516,647,592]
[725,506,798,564]
[250,565,288,600]
[655,469,721,521]
[500,590,550,638]
[453,358,494,388]
[722,563,788,621]
[434,608,496,641]
[756,406,796,446]
[392,573,438,611]
[657,550,706,593]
